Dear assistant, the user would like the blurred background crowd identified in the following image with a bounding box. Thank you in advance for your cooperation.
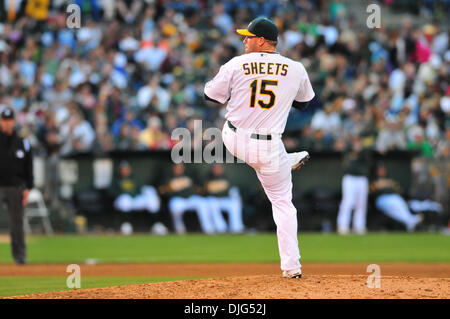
[0,0,449,218]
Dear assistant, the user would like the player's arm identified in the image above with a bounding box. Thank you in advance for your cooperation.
[293,63,315,108]
[291,100,309,110]
[204,93,224,105]
[22,139,33,205]
[23,139,34,190]
[204,60,234,104]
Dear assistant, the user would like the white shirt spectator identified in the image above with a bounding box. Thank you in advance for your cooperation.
[214,13,233,35]
[311,108,341,135]
[137,84,171,113]
[212,3,233,35]
[4,0,23,12]
[134,46,167,71]
[432,31,448,56]
[77,24,103,51]
[376,119,407,153]
[69,68,87,88]
[19,59,37,87]
[119,36,140,52]
[283,30,303,49]
[389,68,406,94]
[43,86,73,111]
[441,96,450,114]
[318,25,339,46]
[73,120,96,151]
[0,64,11,87]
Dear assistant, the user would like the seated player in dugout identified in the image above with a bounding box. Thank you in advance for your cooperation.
[203,164,245,234]
[370,163,424,232]
[109,160,160,213]
[159,163,215,234]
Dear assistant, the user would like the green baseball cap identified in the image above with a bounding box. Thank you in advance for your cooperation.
[236,17,278,41]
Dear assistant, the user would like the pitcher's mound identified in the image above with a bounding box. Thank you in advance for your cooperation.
[8,274,449,299]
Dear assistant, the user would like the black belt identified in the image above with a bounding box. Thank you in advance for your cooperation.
[227,121,272,140]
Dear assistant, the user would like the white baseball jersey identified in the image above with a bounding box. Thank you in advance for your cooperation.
[204,52,315,135]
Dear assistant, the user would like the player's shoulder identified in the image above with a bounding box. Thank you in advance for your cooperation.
[280,54,307,71]
[219,55,244,71]
[227,53,254,65]
[222,53,260,71]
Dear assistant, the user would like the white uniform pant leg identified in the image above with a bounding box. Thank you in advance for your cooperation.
[222,122,300,272]
[376,194,420,230]
[337,175,356,230]
[207,196,228,233]
[114,194,134,212]
[352,177,369,231]
[141,186,161,213]
[254,137,300,273]
[220,197,244,233]
[168,197,187,234]
[255,154,300,273]
[189,195,216,234]
[131,193,146,211]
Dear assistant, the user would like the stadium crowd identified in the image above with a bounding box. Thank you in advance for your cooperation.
[0,0,448,209]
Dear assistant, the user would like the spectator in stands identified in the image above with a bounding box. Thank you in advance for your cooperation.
[115,0,145,24]
[60,109,95,154]
[376,116,407,153]
[137,75,171,113]
[111,108,144,138]
[407,125,433,158]
[311,103,341,140]
[138,115,170,150]
[0,0,447,220]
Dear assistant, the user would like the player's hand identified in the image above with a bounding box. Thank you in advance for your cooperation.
[22,189,30,206]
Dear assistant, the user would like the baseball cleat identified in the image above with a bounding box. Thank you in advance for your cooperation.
[282,270,302,278]
[337,227,350,235]
[290,151,310,171]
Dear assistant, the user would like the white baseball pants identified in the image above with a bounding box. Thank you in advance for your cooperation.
[207,190,244,233]
[337,174,369,232]
[222,122,301,273]
[376,194,421,231]
[114,186,160,213]
[169,195,215,234]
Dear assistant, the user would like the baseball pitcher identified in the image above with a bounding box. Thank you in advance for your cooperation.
[204,18,314,278]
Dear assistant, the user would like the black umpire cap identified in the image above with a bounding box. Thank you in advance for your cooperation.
[0,106,15,120]
[236,17,279,41]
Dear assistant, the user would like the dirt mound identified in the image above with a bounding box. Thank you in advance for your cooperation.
[1,263,449,299]
[6,275,449,299]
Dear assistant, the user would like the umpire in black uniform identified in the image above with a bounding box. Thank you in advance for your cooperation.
[0,107,33,264]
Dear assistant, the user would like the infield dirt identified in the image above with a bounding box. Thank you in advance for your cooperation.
[1,263,449,299]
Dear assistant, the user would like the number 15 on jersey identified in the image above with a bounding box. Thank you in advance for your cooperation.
[249,79,278,109]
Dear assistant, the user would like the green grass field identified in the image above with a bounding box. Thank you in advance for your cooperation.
[1,233,449,264]
[0,233,449,297]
